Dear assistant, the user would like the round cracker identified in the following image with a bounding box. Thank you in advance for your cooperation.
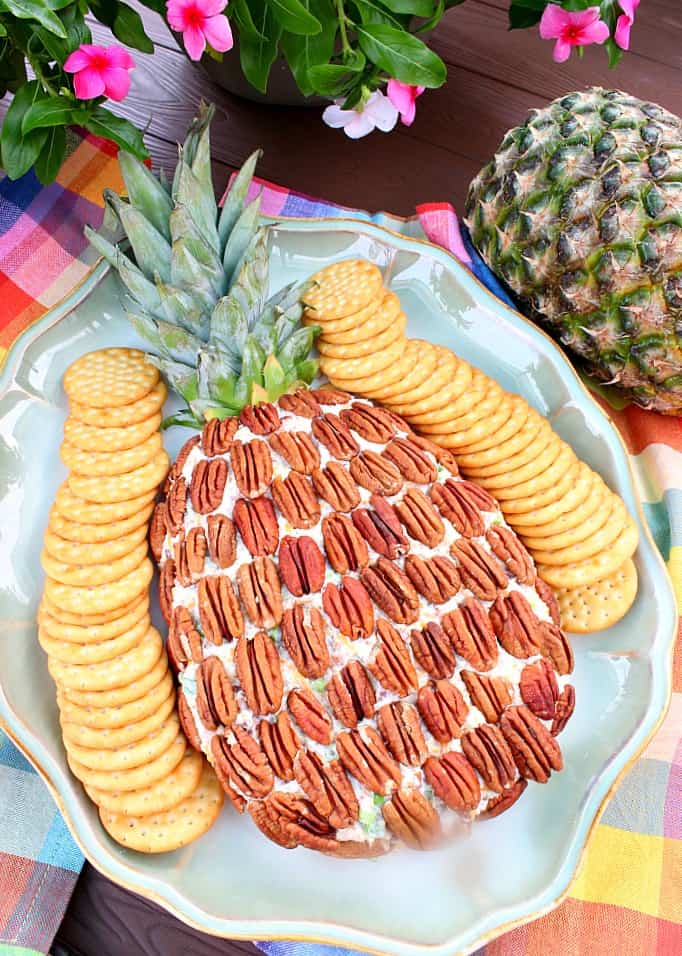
[85,749,203,817]
[364,340,437,400]
[48,625,162,692]
[473,432,561,490]
[63,714,180,771]
[383,348,461,410]
[319,334,406,382]
[416,372,504,434]
[314,294,399,342]
[56,671,173,729]
[39,614,150,664]
[537,518,639,589]
[61,432,162,477]
[492,443,577,502]
[41,590,148,627]
[401,362,475,425]
[41,541,149,587]
[59,653,168,708]
[54,483,156,526]
[501,459,582,516]
[328,345,415,395]
[97,761,223,852]
[531,496,629,566]
[39,594,149,643]
[460,412,547,475]
[317,312,406,359]
[304,294,383,335]
[426,392,514,450]
[68,450,169,504]
[44,558,154,615]
[44,523,147,566]
[70,381,167,427]
[64,348,159,408]
[519,481,609,547]
[63,412,162,452]
[67,732,186,792]
[49,503,154,544]
[557,559,638,633]
[61,689,176,749]
[504,461,593,525]
[303,259,384,320]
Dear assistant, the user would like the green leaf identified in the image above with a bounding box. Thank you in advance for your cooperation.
[105,190,172,283]
[507,0,546,29]
[263,354,287,398]
[241,335,266,387]
[231,0,267,40]
[1,81,48,179]
[308,53,365,96]
[269,0,322,35]
[0,21,7,34]
[118,150,173,240]
[147,354,198,402]
[111,2,154,54]
[34,123,66,183]
[295,357,317,383]
[379,0,434,13]
[218,148,261,253]
[416,0,444,33]
[35,6,91,63]
[22,97,78,134]
[605,38,624,69]
[210,295,249,355]
[1,0,67,37]
[239,0,282,93]
[223,194,261,285]
[173,159,219,253]
[351,0,404,28]
[277,325,316,370]
[162,409,202,429]
[134,0,165,14]
[85,108,148,160]
[280,0,337,96]
[356,23,446,88]
[156,281,210,340]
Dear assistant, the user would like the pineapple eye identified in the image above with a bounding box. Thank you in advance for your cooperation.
[648,150,671,178]
[640,122,662,148]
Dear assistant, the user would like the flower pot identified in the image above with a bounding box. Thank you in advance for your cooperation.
[199,48,325,108]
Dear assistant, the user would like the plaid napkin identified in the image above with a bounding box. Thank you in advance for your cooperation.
[0,134,680,956]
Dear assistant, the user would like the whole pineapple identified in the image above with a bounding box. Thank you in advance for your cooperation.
[86,104,319,427]
[466,88,682,415]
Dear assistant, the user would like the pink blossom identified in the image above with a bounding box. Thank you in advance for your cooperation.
[539,5,610,63]
[615,0,640,50]
[387,80,425,127]
[322,91,398,139]
[64,44,135,102]
[166,0,233,62]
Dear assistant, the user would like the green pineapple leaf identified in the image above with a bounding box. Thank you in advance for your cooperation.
[251,316,277,355]
[118,151,173,241]
[277,326,318,371]
[156,282,210,341]
[295,357,319,383]
[155,318,205,365]
[241,335,266,388]
[86,226,163,313]
[229,229,269,320]
[218,149,262,253]
[162,409,203,430]
[126,310,165,354]
[104,191,172,284]
[174,160,220,253]
[198,348,241,405]
[147,355,198,403]
[171,239,222,304]
[263,354,287,399]
[223,194,262,286]
[210,295,249,355]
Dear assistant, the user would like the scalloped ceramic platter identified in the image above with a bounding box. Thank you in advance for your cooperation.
[0,219,676,956]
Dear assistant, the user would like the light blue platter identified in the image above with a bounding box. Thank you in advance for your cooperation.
[0,218,676,956]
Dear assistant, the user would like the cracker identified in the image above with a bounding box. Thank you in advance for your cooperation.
[504,461,593,525]
[67,732,186,792]
[48,625,162,692]
[537,518,639,589]
[519,480,609,547]
[39,614,150,664]
[319,335,405,382]
[97,762,223,852]
[556,559,638,633]
[63,412,162,452]
[492,443,577,502]
[54,483,156,526]
[70,381,167,427]
[363,340,437,400]
[531,496,629,566]
[85,749,203,816]
[61,432,162,477]
[328,347,416,395]
[63,714,179,771]
[41,590,148,627]
[63,348,159,408]
[315,294,399,342]
[304,260,384,320]
[317,312,406,359]
[383,348,460,409]
[401,362,475,425]
[59,653,168,708]
[417,373,503,434]
[44,523,147,566]
[61,689,175,749]
[56,671,173,729]
[41,541,149,587]
[473,433,561,490]
[460,412,547,474]
[68,450,169,504]
[38,594,148,643]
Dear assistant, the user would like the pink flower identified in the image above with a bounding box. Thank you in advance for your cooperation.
[322,91,398,139]
[615,0,640,50]
[166,0,233,62]
[387,80,425,127]
[539,5,610,63]
[63,44,135,102]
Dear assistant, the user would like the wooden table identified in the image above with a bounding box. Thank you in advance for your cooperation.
[54,2,681,953]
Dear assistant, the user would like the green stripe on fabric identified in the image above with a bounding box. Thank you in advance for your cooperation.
[0,945,43,955]
[643,501,672,560]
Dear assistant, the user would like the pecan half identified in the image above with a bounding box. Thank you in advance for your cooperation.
[519,659,558,720]
[352,495,408,559]
[487,525,535,585]
[482,779,527,819]
[361,558,420,625]
[430,479,491,537]
[539,622,574,676]
[535,578,561,625]
[451,538,507,600]
[383,437,437,483]
[278,389,321,418]
[158,559,175,623]
[288,687,333,745]
[462,723,517,793]
[377,701,426,766]
[409,434,459,475]
[257,791,336,852]
[196,657,237,730]
[423,752,480,811]
[552,685,576,735]
[272,472,320,529]
[235,631,283,715]
[169,435,200,481]
[442,598,498,671]
[177,690,201,751]
[174,526,207,587]
[167,605,202,670]
[410,622,455,679]
[231,439,273,498]
[211,726,273,801]
[322,514,369,574]
[239,402,280,435]
[336,726,401,795]
[281,605,329,678]
[368,619,417,696]
[279,535,325,596]
[395,487,444,547]
[294,751,359,829]
[207,513,236,568]
[312,413,359,459]
[323,577,374,639]
[309,387,352,405]
[201,417,238,456]
[382,789,441,849]
[166,477,187,535]
[327,662,376,728]
[233,496,279,556]
[190,458,228,514]
[149,502,166,562]
[500,704,563,783]
[311,462,360,512]
[268,430,320,474]
[489,591,544,659]
[417,679,468,743]
[405,554,460,604]
[258,712,301,782]
[237,557,283,629]
[340,403,397,443]
[350,451,403,496]
[461,670,512,723]
[198,575,244,643]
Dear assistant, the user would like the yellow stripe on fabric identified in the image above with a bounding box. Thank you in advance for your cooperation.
[667,545,682,611]
[659,836,682,923]
[570,825,663,917]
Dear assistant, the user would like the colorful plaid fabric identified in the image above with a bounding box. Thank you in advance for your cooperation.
[0,137,679,956]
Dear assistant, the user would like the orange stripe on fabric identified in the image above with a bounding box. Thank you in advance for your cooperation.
[593,395,682,456]
[0,300,45,359]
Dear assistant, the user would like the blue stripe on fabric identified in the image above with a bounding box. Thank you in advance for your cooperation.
[643,500,672,561]
[460,227,516,309]
[600,757,671,837]
[37,812,83,873]
[257,943,352,956]
[0,734,35,775]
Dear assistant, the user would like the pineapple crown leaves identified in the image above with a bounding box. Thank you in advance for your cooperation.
[85,103,320,429]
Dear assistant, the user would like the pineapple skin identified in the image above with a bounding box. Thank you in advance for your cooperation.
[465,88,682,416]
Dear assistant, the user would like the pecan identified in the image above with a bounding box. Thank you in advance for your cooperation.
[377,701,426,766]
[278,389,321,418]
[311,413,359,460]
[174,526,207,587]
[233,496,279,556]
[198,575,244,643]
[535,578,561,625]
[211,726,274,801]
[294,750,358,829]
[149,502,166,562]
[451,538,507,600]
[177,690,201,751]
[207,513,236,568]
[442,598,498,671]
[410,622,455,679]
[462,670,512,723]
[271,472,320,529]
[340,403,397,443]
[489,591,544,659]
[278,535,325,596]
[235,631,283,715]
[257,791,336,852]
[352,495,408,559]
[169,435,200,481]
[249,799,296,848]
[190,458,228,514]
[350,451,403,496]
[487,525,535,585]
[311,462,360,512]
[395,487,444,547]
[430,480,490,537]
[519,659,559,720]
[237,557,283,629]
[309,387,352,405]
[423,752,481,811]
[461,723,517,793]
[417,679,468,743]
[165,476,187,535]
[327,662,376,729]
[158,559,175,623]
[539,622,574,675]
[552,685,576,735]
[361,558,420,625]
[322,514,369,574]
[383,437,437,483]
[382,789,441,849]
[258,711,301,782]
[239,402,280,435]
[196,657,237,730]
[231,439,273,498]
[409,434,459,475]
[288,687,333,745]
[268,430,320,474]
[483,779,527,819]
[323,577,374,639]
[500,704,563,783]
[167,606,202,670]
[201,417,238,456]
[336,726,401,795]
[281,605,329,678]
[368,619,417,696]
[405,554,460,604]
